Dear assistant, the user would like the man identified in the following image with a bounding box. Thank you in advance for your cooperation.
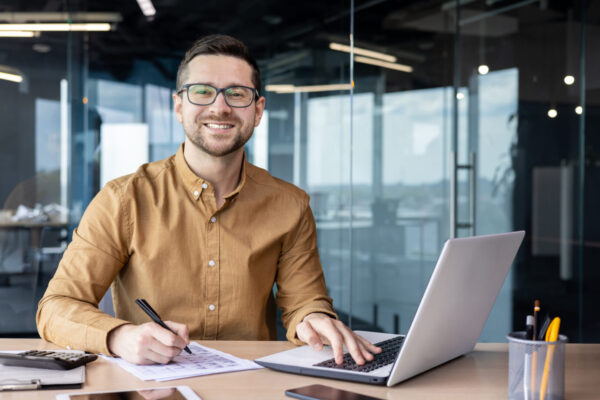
[37,34,380,366]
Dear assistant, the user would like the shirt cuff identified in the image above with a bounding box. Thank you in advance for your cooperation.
[90,318,132,356]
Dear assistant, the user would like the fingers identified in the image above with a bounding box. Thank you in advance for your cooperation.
[356,334,382,355]
[108,322,189,365]
[298,314,382,366]
[296,319,324,351]
[164,320,190,346]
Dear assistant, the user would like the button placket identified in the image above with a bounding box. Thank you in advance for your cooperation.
[204,204,220,339]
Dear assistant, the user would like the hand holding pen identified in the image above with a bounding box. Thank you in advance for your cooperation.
[136,299,192,354]
[106,299,191,365]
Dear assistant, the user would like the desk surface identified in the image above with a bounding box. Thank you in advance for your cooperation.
[1,339,598,399]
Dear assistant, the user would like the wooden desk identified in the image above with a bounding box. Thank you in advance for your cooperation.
[1,340,598,399]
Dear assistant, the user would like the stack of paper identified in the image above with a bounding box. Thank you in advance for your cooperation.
[102,342,262,381]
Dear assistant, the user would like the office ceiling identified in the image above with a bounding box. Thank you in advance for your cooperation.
[0,0,598,101]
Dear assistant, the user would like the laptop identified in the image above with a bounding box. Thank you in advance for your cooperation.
[255,231,525,386]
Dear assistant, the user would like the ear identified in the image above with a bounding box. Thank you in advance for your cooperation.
[254,96,266,127]
[173,92,183,123]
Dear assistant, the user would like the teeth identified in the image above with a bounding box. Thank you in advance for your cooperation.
[206,123,233,129]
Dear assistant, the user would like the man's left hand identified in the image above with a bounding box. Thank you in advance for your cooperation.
[295,313,381,365]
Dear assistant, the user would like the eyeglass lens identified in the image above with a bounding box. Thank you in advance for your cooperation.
[187,84,254,107]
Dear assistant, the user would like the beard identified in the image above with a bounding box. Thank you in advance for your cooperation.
[184,116,254,157]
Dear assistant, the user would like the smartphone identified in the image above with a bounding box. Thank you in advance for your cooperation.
[285,384,384,400]
[55,385,201,400]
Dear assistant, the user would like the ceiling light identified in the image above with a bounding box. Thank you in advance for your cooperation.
[0,31,35,37]
[0,71,23,83]
[136,0,157,17]
[266,83,352,93]
[329,42,397,63]
[33,43,51,53]
[265,84,295,92]
[478,64,489,75]
[0,23,111,31]
[0,12,122,22]
[563,75,575,85]
[575,106,583,115]
[354,56,413,73]
[456,92,465,100]
[547,108,558,118]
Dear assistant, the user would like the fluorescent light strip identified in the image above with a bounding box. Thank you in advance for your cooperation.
[136,0,157,16]
[0,71,23,83]
[0,31,35,37]
[0,23,111,31]
[354,56,413,73]
[330,42,397,63]
[265,84,295,92]
[266,83,352,93]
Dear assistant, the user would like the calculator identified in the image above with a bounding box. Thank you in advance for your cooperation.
[0,350,98,370]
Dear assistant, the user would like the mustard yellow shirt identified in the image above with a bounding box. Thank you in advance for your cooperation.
[36,145,336,355]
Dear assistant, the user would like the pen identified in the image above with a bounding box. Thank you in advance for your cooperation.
[524,315,534,400]
[526,315,534,340]
[135,298,192,354]
[533,300,540,340]
[537,314,551,341]
[531,300,540,397]
[539,317,560,400]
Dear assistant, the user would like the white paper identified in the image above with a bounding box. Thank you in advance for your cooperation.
[102,342,263,381]
[0,350,85,386]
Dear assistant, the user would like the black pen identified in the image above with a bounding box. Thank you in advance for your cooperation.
[135,298,192,354]
[525,315,534,340]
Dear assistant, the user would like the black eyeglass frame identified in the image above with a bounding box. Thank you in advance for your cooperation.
[177,83,260,108]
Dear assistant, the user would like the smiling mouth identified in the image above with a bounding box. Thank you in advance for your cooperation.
[204,123,234,129]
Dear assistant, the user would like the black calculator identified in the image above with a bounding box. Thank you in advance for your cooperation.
[0,350,98,370]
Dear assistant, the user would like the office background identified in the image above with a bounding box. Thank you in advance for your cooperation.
[0,0,598,343]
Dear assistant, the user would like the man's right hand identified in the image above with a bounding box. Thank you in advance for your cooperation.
[107,321,190,364]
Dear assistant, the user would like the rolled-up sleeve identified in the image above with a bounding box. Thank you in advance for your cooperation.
[36,181,131,355]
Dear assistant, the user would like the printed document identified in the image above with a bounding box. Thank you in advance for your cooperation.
[102,342,262,381]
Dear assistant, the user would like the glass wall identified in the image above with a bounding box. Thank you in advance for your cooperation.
[0,1,598,343]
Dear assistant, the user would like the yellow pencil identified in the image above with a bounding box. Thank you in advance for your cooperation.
[539,317,560,400]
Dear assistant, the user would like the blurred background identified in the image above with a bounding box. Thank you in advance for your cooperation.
[0,0,598,343]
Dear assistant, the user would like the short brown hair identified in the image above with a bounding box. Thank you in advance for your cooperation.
[176,34,261,95]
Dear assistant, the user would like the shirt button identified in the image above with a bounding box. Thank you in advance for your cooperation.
[210,216,216,223]
[202,183,208,189]
[208,260,215,267]
[208,304,215,311]
[193,190,199,197]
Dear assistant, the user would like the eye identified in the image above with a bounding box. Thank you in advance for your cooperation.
[226,87,247,98]
[190,85,215,96]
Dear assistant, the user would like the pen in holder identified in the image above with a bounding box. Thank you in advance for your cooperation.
[507,331,567,400]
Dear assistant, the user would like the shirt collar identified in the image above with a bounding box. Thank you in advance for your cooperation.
[173,143,248,199]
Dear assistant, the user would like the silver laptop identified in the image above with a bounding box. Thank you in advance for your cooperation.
[256,231,525,386]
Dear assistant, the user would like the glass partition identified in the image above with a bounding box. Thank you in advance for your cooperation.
[0,1,598,343]
[0,31,69,334]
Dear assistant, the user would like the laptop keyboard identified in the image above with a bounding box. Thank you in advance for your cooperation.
[313,336,404,373]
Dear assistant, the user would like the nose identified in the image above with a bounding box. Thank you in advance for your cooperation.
[207,90,232,114]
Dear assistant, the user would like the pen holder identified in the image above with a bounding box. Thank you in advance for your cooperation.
[507,331,567,400]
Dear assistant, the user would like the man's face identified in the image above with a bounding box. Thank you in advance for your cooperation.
[173,55,265,157]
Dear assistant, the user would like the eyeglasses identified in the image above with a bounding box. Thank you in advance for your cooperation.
[177,83,259,108]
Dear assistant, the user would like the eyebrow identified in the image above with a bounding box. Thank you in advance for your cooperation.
[186,82,253,88]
